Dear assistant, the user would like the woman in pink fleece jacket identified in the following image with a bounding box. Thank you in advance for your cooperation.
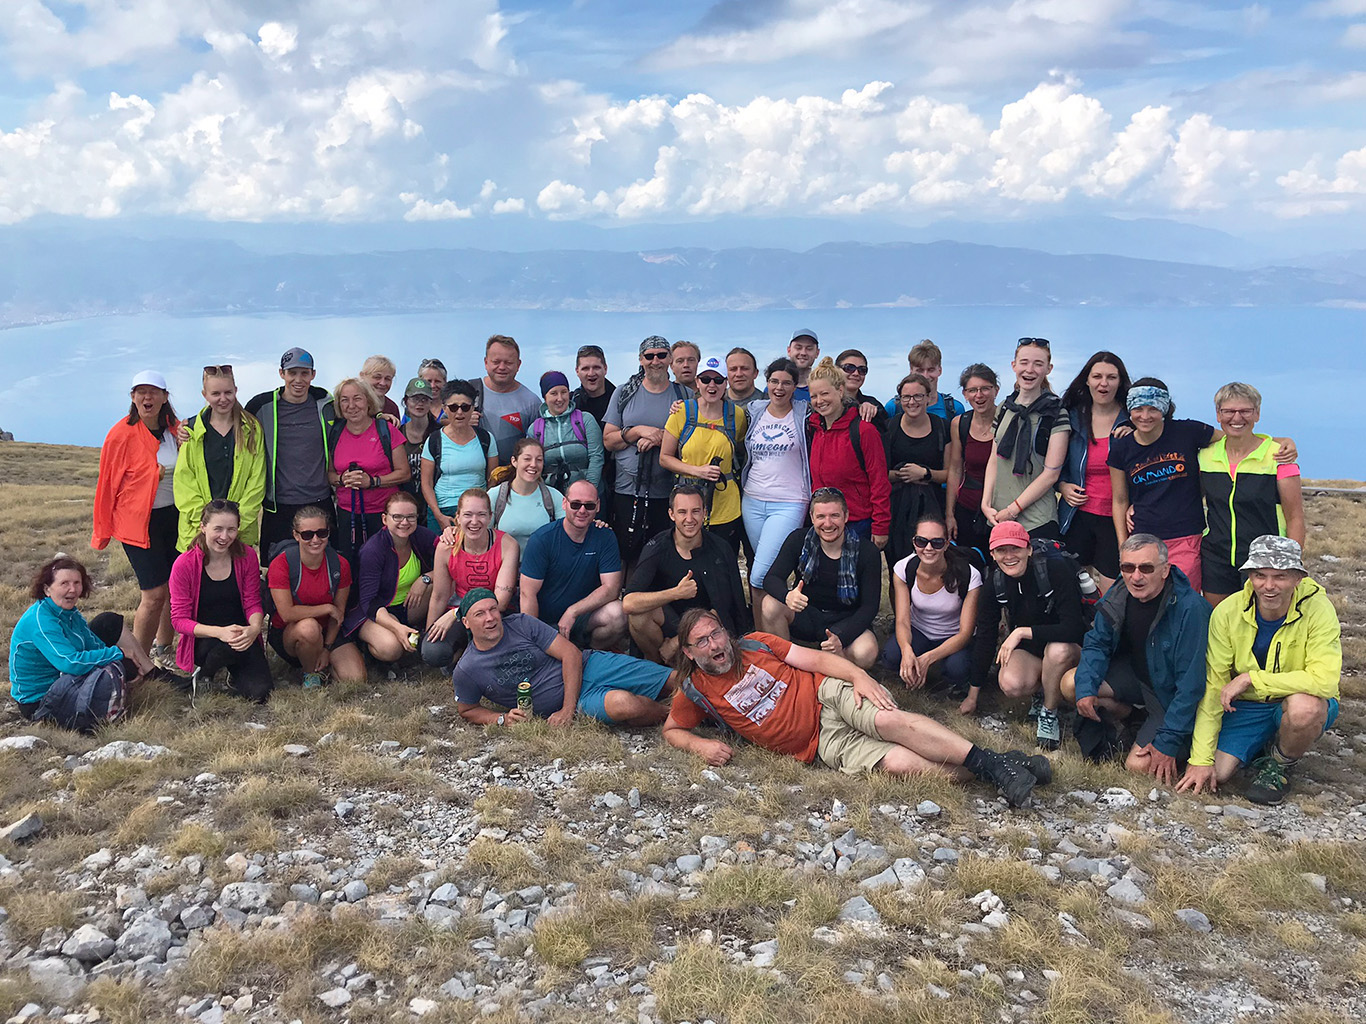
[168,499,273,702]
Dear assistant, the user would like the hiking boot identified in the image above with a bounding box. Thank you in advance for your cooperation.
[1035,707,1061,751]
[1026,693,1044,721]
[976,749,1037,807]
[150,642,177,673]
[1245,755,1291,805]
[1004,749,1054,785]
[302,672,325,690]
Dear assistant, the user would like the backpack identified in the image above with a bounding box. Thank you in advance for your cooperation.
[260,539,343,618]
[806,415,867,473]
[493,481,556,529]
[531,408,587,451]
[33,662,126,734]
[990,538,1099,624]
[675,637,773,741]
[425,426,493,478]
[678,397,745,481]
[327,417,394,469]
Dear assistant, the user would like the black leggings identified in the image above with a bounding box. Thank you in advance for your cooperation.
[194,637,273,703]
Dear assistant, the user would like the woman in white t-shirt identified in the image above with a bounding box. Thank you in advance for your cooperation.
[739,358,812,608]
[883,514,981,715]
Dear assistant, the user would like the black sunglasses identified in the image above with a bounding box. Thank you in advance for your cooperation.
[567,500,599,511]
[203,364,234,376]
[912,535,947,550]
[419,358,447,371]
[297,528,330,541]
[446,402,474,412]
[838,362,868,375]
[642,351,670,361]
[1016,337,1051,349]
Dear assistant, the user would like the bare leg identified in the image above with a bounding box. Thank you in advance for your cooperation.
[845,630,879,670]
[283,619,325,673]
[117,622,154,678]
[155,601,174,647]
[586,601,628,651]
[132,584,169,655]
[359,620,405,662]
[328,642,368,683]
[1041,643,1080,712]
[1276,694,1330,759]
[600,690,671,727]
[872,708,974,767]
[628,609,665,663]
[877,743,974,780]
[997,648,1042,700]
[659,636,679,663]
[1204,591,1231,609]
[757,595,794,639]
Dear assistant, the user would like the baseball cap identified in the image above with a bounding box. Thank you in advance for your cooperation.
[697,357,726,381]
[988,522,1031,550]
[639,335,670,355]
[403,377,435,401]
[790,328,819,344]
[1240,535,1306,574]
[280,347,315,371]
[130,370,168,391]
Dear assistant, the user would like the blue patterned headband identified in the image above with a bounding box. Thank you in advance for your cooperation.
[1126,385,1171,415]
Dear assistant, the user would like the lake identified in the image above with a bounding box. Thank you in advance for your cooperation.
[1,306,1357,477]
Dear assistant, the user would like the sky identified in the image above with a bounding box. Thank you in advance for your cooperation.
[3,1,1366,246]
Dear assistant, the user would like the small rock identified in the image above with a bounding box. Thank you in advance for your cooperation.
[601,792,626,810]
[676,854,703,873]
[1175,908,1212,933]
[81,848,113,872]
[180,904,216,930]
[1099,788,1137,808]
[831,799,847,820]
[1105,879,1146,906]
[1223,804,1263,822]
[334,800,356,819]
[932,847,959,864]
[0,736,47,752]
[0,812,43,843]
[1110,908,1154,931]
[429,882,460,905]
[116,911,172,961]
[916,800,941,817]
[61,925,115,963]
[836,895,881,924]
[409,997,438,1016]
[218,882,277,913]
[343,879,370,902]
[194,772,218,784]
[83,740,172,762]
[283,744,312,757]
[1301,873,1328,894]
[627,788,641,809]
[27,958,86,1004]
[318,988,352,1008]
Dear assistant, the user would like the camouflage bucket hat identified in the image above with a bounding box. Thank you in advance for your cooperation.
[1240,535,1305,573]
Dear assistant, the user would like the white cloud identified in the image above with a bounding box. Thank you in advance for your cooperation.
[492,197,526,214]
[257,22,298,60]
[1306,0,1366,16]
[1342,23,1366,46]
[1279,146,1366,197]
[402,196,474,221]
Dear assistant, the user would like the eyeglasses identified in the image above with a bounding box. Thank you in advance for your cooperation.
[567,500,599,511]
[446,402,474,413]
[963,385,996,396]
[419,358,447,371]
[387,513,419,524]
[838,363,868,375]
[1016,337,1051,349]
[900,393,929,404]
[697,375,725,385]
[912,535,947,550]
[297,528,330,541]
[1119,562,1158,575]
[686,627,727,651]
[203,364,234,375]
[642,351,670,361]
[577,345,605,359]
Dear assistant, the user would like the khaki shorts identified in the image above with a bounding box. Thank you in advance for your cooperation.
[815,677,896,775]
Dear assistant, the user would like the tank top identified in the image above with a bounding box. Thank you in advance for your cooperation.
[957,431,993,512]
[449,529,506,601]
[1081,434,1113,516]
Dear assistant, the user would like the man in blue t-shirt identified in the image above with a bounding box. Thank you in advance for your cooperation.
[520,480,627,650]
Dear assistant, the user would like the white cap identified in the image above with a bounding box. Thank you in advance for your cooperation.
[130,370,168,391]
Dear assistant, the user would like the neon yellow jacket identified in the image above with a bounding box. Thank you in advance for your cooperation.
[1191,576,1342,766]
[172,408,267,551]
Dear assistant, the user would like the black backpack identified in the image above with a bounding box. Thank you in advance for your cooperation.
[425,426,493,478]
[327,417,395,467]
[991,538,1099,624]
[806,415,867,473]
[261,539,344,618]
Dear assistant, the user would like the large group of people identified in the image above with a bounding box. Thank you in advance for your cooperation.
[6,329,1342,809]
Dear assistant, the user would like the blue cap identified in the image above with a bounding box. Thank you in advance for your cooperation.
[790,328,818,344]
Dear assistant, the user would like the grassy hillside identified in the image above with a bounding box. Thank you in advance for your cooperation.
[0,440,1363,1024]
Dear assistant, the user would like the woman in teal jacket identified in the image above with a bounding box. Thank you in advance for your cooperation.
[174,366,267,551]
[527,371,603,492]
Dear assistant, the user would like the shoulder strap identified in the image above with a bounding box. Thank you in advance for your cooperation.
[958,410,973,451]
[737,637,773,655]
[474,426,492,461]
[930,414,948,453]
[570,408,586,443]
[678,399,699,450]
[538,483,555,521]
[531,418,546,445]
[492,484,512,525]
[677,673,740,740]
[426,430,443,474]
[325,419,344,458]
[376,418,393,463]
[285,543,304,596]
[848,417,866,473]
[1030,540,1056,614]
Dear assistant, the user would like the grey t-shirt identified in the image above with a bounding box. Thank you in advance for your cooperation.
[479,382,540,464]
[275,396,330,504]
[451,614,564,717]
[605,383,683,498]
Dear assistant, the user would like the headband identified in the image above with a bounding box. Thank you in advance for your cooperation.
[458,588,497,621]
[1126,386,1171,415]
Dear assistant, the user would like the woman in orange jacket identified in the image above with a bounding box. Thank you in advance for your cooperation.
[92,370,182,667]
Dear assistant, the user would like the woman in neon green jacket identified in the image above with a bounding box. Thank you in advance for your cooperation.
[174,366,267,552]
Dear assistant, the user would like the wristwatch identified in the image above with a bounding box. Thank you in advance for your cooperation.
[496,714,506,726]
[421,574,432,585]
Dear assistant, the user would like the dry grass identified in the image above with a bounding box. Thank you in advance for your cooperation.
[365,854,424,891]
[0,884,81,945]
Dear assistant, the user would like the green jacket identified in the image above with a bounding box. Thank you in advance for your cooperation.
[1192,576,1342,766]
[172,409,268,551]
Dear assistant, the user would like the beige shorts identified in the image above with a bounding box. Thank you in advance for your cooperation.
[815,677,896,775]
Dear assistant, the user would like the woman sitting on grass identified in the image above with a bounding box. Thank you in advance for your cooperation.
[266,506,367,688]
[8,556,153,730]
[168,499,272,703]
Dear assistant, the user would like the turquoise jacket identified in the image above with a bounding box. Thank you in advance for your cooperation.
[8,599,122,704]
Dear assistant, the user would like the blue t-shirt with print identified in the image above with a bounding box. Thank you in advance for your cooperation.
[520,521,623,625]
[1107,418,1216,540]
[451,613,565,716]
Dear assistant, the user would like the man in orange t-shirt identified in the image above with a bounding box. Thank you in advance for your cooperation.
[662,609,1049,806]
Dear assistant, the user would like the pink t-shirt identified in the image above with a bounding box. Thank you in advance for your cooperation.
[333,422,397,514]
[1081,434,1113,516]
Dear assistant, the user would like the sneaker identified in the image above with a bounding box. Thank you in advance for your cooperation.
[976,749,1038,807]
[1245,755,1291,805]
[1026,693,1045,721]
[150,642,177,673]
[1003,749,1054,785]
[1035,707,1061,751]
[302,672,325,690]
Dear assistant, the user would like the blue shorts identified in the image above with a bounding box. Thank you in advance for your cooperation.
[576,651,672,723]
[1216,698,1339,765]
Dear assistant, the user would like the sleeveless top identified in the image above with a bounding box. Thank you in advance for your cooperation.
[449,529,506,601]
[957,432,993,512]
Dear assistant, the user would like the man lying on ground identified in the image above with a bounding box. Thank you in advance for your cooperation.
[453,589,673,728]
[1177,536,1342,804]
[1061,534,1210,780]
[661,608,1051,806]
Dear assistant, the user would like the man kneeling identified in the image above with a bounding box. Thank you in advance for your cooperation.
[1177,536,1342,805]
[1061,534,1210,781]
[453,589,673,728]
[661,609,1050,806]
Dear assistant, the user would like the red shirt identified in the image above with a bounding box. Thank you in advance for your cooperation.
[268,552,353,608]
[670,633,823,763]
[808,406,891,534]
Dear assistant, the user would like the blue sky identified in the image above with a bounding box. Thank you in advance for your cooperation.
[3,1,1366,245]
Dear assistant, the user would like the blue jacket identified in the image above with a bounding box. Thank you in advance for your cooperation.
[1058,404,1129,534]
[8,599,123,704]
[1073,565,1210,757]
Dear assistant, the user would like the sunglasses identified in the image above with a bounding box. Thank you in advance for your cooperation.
[567,500,599,511]
[697,375,725,385]
[912,535,947,550]
[642,351,670,361]
[203,364,234,375]
[1119,562,1158,575]
[838,363,868,375]
[446,402,474,413]
[419,358,447,371]
[1016,337,1051,349]
[297,528,330,541]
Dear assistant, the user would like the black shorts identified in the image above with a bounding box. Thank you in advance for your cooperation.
[122,504,180,590]
[1064,510,1120,578]
[791,606,862,645]
[1200,547,1243,595]
[1101,655,1188,756]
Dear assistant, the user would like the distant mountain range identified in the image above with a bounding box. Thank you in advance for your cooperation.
[4,227,1366,327]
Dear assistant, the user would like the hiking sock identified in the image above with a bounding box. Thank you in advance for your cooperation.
[1270,740,1299,769]
[963,744,990,779]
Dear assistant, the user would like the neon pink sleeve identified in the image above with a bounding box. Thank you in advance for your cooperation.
[1276,463,1300,479]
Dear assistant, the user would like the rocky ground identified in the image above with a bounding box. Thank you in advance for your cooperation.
[0,444,1363,1024]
